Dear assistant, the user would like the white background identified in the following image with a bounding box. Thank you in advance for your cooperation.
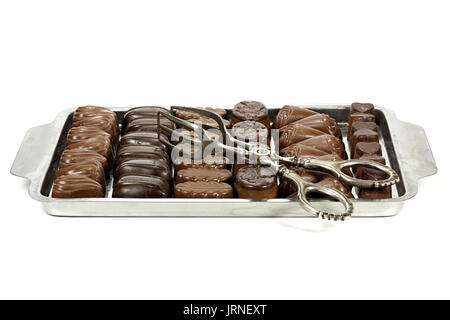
[0,0,448,299]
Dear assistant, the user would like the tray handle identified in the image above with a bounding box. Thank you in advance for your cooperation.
[394,120,437,198]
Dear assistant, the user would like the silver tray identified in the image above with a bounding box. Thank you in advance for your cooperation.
[10,105,437,217]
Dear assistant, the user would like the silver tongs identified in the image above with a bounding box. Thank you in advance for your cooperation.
[157,107,400,221]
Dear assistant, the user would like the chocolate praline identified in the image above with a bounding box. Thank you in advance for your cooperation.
[59,149,109,171]
[350,102,375,115]
[293,114,342,139]
[274,105,318,129]
[176,168,233,184]
[231,120,269,145]
[52,174,104,198]
[235,165,278,199]
[113,175,171,198]
[65,135,115,167]
[232,101,270,130]
[55,160,106,189]
[114,159,172,183]
[279,123,325,149]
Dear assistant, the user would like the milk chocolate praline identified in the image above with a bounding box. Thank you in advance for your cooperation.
[235,165,278,199]
[350,128,379,156]
[52,174,104,198]
[55,160,106,189]
[231,120,269,145]
[67,126,117,147]
[175,181,233,198]
[354,142,382,159]
[279,123,325,149]
[72,115,119,141]
[289,114,342,139]
[59,149,110,171]
[65,135,115,167]
[113,175,171,198]
[232,101,270,130]
[350,103,375,115]
[122,107,169,130]
[299,135,347,159]
[73,106,118,123]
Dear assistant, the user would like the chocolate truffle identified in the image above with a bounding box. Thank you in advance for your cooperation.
[65,135,115,167]
[280,143,328,158]
[235,165,278,199]
[59,149,109,171]
[354,142,382,159]
[175,181,233,198]
[113,175,171,198]
[350,128,379,156]
[294,114,342,139]
[300,135,347,159]
[176,168,232,184]
[348,113,376,131]
[114,159,172,183]
[279,123,325,149]
[52,174,104,198]
[55,160,106,189]
[350,102,375,115]
[231,120,269,145]
[232,101,270,130]
[348,121,378,142]
[273,105,318,129]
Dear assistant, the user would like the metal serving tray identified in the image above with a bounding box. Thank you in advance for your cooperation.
[10,105,437,217]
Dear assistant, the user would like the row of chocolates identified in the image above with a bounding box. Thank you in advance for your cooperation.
[52,106,119,198]
[348,103,392,199]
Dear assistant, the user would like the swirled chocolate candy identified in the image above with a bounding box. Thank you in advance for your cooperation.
[232,101,270,130]
[122,107,169,130]
[113,175,171,198]
[235,165,278,199]
[73,115,119,141]
[59,149,109,171]
[114,145,169,169]
[175,181,233,198]
[273,105,318,129]
[52,174,104,198]
[114,159,172,183]
[120,132,169,149]
[293,114,342,139]
[231,121,269,145]
[176,168,232,184]
[279,123,325,149]
[354,142,382,159]
[67,126,117,147]
[55,160,106,189]
[350,102,374,115]
[280,143,328,158]
[66,135,114,167]
[174,155,229,171]
[350,128,379,156]
[73,106,118,123]
[299,135,347,159]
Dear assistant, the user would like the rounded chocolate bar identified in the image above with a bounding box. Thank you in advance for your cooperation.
[231,120,269,145]
[176,168,233,184]
[273,105,318,129]
[235,165,278,199]
[72,115,119,141]
[279,123,325,149]
[232,101,270,130]
[67,126,117,148]
[350,102,375,115]
[175,181,233,198]
[55,160,106,190]
[120,132,169,149]
[125,118,174,136]
[52,174,104,198]
[59,149,109,171]
[122,107,169,131]
[113,175,171,198]
[73,106,118,123]
[114,159,172,183]
[65,135,115,167]
[173,155,229,171]
[114,145,169,169]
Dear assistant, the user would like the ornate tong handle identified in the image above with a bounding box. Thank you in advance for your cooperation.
[279,166,353,221]
[294,158,400,188]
